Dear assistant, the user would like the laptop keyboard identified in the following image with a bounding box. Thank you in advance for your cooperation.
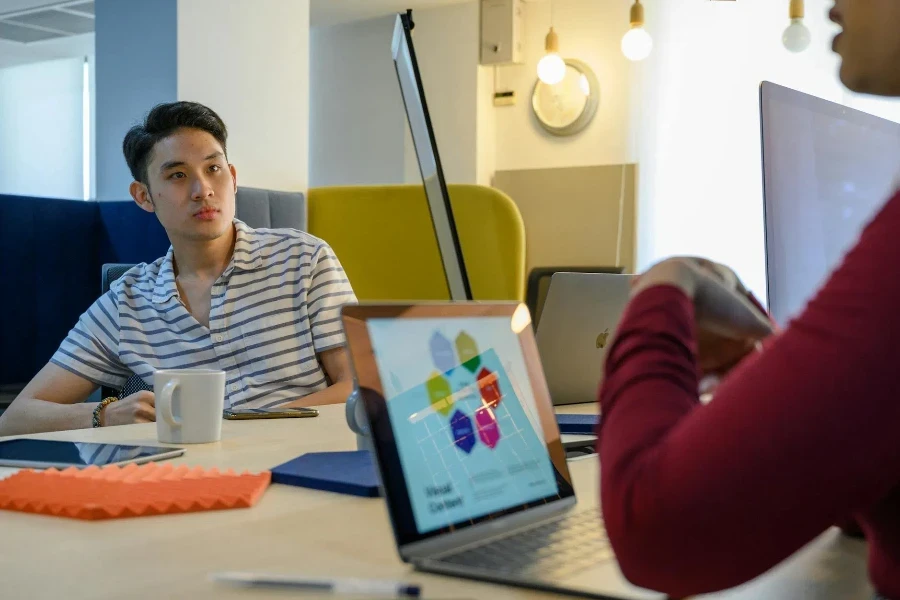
[432,509,613,580]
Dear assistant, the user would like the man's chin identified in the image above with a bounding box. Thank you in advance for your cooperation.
[182,220,232,241]
[839,63,900,97]
[839,65,868,94]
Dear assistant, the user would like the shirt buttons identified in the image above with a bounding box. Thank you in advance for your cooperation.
[230,383,240,393]
[215,334,224,343]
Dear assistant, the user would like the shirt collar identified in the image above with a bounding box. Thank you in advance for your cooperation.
[152,246,178,304]
[151,220,261,304]
[231,219,263,272]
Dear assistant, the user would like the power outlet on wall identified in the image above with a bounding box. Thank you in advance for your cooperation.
[493,90,516,106]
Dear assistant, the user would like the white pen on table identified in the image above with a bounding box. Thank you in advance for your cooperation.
[210,572,421,598]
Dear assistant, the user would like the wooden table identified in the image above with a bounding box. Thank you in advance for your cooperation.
[0,404,873,599]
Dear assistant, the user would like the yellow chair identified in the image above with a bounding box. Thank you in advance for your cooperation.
[307,184,526,301]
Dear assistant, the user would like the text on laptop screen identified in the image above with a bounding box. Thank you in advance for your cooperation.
[366,316,560,534]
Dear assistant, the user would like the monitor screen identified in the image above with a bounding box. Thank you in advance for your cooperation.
[761,82,900,323]
[366,314,561,534]
[391,13,472,301]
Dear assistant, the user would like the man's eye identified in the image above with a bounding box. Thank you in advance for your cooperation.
[209,165,221,172]
[169,172,185,180]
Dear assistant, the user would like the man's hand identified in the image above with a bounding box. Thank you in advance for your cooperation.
[101,391,156,426]
[633,257,773,341]
[631,257,775,394]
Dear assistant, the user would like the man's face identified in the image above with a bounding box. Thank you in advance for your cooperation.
[832,0,900,96]
[131,127,237,243]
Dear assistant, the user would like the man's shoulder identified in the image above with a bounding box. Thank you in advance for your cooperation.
[248,226,330,257]
[106,258,166,302]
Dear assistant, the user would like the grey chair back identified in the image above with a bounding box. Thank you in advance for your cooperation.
[99,265,146,400]
[235,187,307,230]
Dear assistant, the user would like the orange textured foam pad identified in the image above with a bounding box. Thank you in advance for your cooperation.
[0,463,271,520]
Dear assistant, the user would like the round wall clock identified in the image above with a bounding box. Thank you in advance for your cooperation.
[531,58,599,137]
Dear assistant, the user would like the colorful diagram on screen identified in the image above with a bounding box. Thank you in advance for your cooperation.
[426,330,509,454]
[367,316,559,534]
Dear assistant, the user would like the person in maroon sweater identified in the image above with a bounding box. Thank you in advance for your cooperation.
[597,1,900,598]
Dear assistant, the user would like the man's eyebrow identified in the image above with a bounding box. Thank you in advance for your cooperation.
[159,152,224,173]
[159,160,185,173]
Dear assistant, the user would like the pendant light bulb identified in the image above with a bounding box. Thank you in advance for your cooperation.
[622,0,653,62]
[537,26,566,85]
[783,0,811,52]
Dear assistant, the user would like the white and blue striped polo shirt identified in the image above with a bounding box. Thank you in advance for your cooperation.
[51,220,357,409]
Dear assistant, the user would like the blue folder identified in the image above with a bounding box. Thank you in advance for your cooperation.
[270,450,381,498]
[556,414,600,435]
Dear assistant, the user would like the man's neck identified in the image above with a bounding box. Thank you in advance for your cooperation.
[171,224,236,282]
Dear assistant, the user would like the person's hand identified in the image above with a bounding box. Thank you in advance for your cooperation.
[631,257,775,386]
[101,391,155,426]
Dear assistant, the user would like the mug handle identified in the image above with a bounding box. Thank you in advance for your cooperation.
[345,387,369,436]
[158,379,181,428]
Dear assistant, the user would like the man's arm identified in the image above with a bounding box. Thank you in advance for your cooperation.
[284,347,353,408]
[0,363,99,436]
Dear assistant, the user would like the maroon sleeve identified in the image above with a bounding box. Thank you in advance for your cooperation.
[598,192,900,596]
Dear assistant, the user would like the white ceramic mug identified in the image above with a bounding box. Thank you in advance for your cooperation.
[154,369,225,444]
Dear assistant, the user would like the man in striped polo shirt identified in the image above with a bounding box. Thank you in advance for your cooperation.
[0,102,357,435]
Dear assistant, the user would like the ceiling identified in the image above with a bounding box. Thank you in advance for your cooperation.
[0,0,473,47]
[0,0,475,31]
[310,0,473,28]
[0,0,93,44]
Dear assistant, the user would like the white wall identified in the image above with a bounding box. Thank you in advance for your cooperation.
[309,1,488,187]
[309,16,407,187]
[493,0,632,172]
[178,0,310,192]
[402,1,482,184]
[0,57,85,199]
[632,0,900,300]
[476,64,496,186]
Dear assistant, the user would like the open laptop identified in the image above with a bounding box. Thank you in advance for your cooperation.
[341,302,663,600]
[536,273,634,406]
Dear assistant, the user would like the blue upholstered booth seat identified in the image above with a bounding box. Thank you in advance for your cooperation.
[0,195,169,385]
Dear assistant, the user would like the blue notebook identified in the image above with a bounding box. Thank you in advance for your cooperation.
[556,414,600,435]
[270,451,381,498]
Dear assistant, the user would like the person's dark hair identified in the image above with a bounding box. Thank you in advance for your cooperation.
[122,101,228,186]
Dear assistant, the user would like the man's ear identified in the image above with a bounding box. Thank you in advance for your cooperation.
[130,181,155,213]
[229,163,237,194]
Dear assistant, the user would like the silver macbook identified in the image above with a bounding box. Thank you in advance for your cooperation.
[536,273,634,406]
[341,301,663,600]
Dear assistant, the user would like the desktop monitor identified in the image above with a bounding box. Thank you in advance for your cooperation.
[760,81,900,324]
[391,12,473,301]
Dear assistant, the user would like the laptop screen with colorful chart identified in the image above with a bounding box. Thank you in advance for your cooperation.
[341,303,575,547]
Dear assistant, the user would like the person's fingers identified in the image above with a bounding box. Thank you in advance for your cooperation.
[133,414,154,424]
[697,333,755,373]
[688,258,752,297]
[135,402,156,421]
[693,269,774,340]
[131,390,155,406]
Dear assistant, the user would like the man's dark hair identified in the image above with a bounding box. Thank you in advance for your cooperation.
[122,101,228,186]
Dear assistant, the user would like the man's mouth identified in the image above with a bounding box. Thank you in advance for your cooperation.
[194,207,219,221]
